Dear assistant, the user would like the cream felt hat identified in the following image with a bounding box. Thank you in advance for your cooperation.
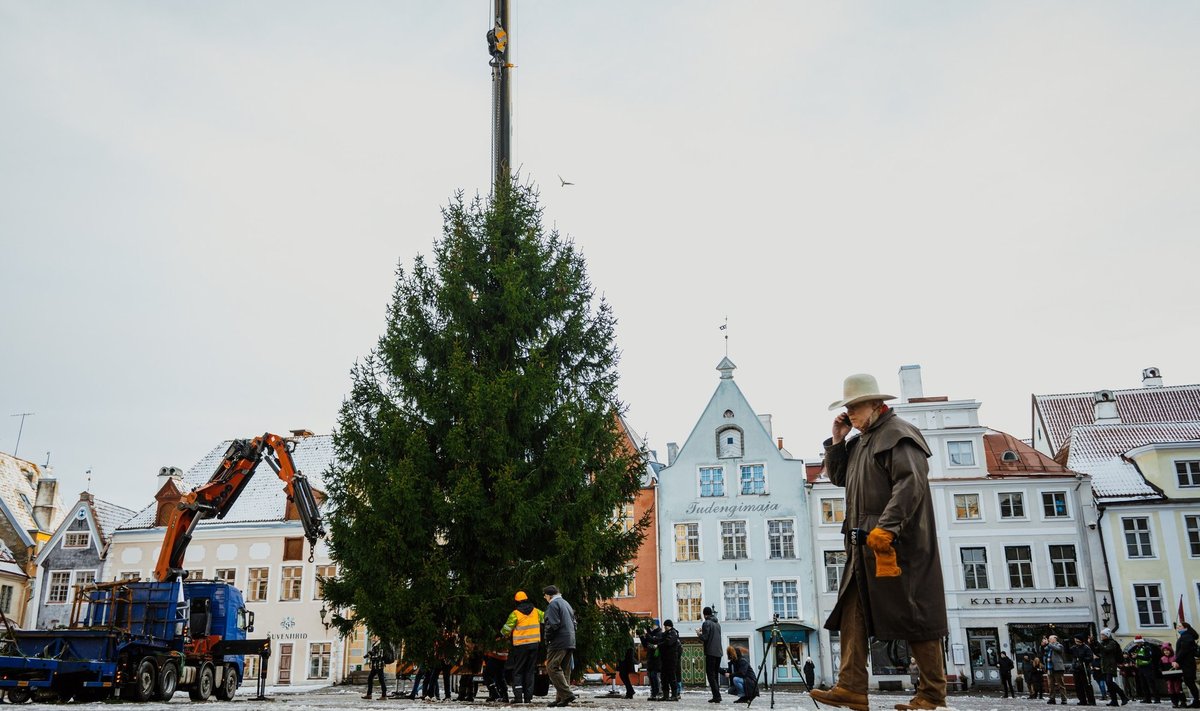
[828,373,897,411]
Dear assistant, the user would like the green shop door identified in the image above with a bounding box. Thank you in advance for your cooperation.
[681,641,706,686]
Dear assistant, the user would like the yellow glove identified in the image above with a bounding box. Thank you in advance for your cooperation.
[866,527,901,578]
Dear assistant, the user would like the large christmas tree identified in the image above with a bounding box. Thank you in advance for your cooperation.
[323,178,647,669]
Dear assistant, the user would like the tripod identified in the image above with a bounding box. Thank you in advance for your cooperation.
[751,614,820,710]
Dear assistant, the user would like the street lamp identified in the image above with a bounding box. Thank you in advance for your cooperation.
[1101,596,1112,627]
[320,604,331,631]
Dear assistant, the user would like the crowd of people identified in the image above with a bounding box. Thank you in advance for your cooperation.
[1002,624,1199,708]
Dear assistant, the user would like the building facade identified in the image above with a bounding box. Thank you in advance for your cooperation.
[31,491,134,629]
[608,416,662,622]
[108,433,345,688]
[0,452,65,625]
[657,358,818,685]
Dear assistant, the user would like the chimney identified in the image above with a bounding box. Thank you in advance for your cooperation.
[899,364,924,403]
[1093,391,1120,424]
[157,466,184,493]
[1141,367,1163,388]
[667,442,679,466]
[33,474,59,532]
[758,414,773,439]
[777,437,784,450]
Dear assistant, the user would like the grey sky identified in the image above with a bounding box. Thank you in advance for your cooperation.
[2,2,1198,510]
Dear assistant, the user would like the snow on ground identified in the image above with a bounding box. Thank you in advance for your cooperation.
[56,684,1127,711]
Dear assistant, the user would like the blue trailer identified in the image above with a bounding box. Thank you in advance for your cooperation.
[0,579,267,703]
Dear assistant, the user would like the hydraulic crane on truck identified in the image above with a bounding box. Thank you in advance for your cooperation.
[153,432,326,584]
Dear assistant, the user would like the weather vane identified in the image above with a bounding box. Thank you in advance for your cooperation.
[719,316,729,356]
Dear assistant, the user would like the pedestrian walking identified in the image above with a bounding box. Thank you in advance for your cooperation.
[999,651,1015,698]
[1172,622,1199,708]
[660,620,681,702]
[698,606,723,703]
[810,374,949,711]
[542,585,578,708]
[617,631,637,699]
[804,656,816,693]
[1071,635,1096,706]
[639,620,664,700]
[501,590,545,704]
[1097,628,1129,706]
[363,638,390,700]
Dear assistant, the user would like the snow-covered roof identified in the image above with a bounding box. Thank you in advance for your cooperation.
[91,497,136,542]
[0,452,65,538]
[117,435,336,531]
[1062,422,1200,501]
[0,539,26,579]
[1034,384,1200,456]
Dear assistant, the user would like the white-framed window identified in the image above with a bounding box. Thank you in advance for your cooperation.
[947,440,976,467]
[961,547,988,590]
[1005,546,1035,589]
[1133,583,1166,627]
[616,503,635,532]
[723,581,751,621]
[281,566,303,601]
[1123,517,1154,558]
[739,464,766,495]
[314,564,337,599]
[308,642,332,679]
[821,498,846,525]
[769,580,799,620]
[118,571,140,582]
[216,568,237,586]
[954,493,981,521]
[616,566,636,598]
[1049,544,1078,588]
[675,582,703,622]
[185,569,205,581]
[998,492,1025,519]
[75,570,97,589]
[721,520,748,560]
[243,655,261,686]
[1176,460,1200,488]
[63,532,90,549]
[1042,491,1069,518]
[699,467,725,497]
[767,519,795,559]
[0,585,12,615]
[247,567,269,602]
[674,523,700,562]
[1185,515,1200,557]
[824,550,847,593]
[46,572,71,604]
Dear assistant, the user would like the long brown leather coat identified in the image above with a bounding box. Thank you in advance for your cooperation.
[822,409,948,642]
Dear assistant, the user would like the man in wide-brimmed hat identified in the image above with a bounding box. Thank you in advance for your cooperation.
[810,374,948,711]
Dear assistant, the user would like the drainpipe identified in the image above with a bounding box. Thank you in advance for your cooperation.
[1094,505,1119,632]
[1072,478,1100,631]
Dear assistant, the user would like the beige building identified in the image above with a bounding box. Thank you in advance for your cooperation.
[108,433,347,687]
[0,451,65,626]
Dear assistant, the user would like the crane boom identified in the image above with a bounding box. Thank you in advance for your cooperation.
[154,432,327,582]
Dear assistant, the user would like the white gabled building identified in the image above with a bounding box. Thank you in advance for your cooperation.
[811,366,1104,692]
[108,433,350,688]
[657,358,819,686]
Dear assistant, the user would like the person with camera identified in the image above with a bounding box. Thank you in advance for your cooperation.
[810,374,947,711]
[1043,634,1070,705]
[362,637,391,700]
[639,620,664,700]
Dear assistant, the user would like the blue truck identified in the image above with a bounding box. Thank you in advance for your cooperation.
[0,576,267,703]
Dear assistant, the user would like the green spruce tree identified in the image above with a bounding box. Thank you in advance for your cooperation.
[323,178,647,670]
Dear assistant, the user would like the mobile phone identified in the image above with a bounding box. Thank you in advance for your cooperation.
[839,414,852,428]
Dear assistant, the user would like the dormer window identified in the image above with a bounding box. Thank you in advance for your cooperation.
[717,426,743,459]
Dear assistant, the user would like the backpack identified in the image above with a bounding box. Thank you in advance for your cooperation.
[382,645,396,665]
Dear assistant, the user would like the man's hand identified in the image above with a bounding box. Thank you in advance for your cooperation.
[831,413,852,443]
[866,527,901,577]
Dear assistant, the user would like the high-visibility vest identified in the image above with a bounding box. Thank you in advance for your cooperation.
[512,608,541,646]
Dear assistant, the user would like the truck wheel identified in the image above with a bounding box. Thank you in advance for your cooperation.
[155,661,179,701]
[128,657,157,702]
[7,687,31,704]
[214,664,239,700]
[189,664,214,701]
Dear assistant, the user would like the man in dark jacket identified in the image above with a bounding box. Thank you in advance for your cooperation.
[543,585,577,707]
[639,620,664,700]
[1071,635,1097,706]
[1098,629,1129,706]
[363,638,389,700]
[999,652,1015,698]
[811,374,948,711]
[1132,636,1161,703]
[699,607,724,703]
[660,620,681,702]
[1173,622,1199,708]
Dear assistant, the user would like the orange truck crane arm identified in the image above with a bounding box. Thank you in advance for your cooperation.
[154,432,327,583]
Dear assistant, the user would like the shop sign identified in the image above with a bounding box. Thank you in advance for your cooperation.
[967,596,1075,606]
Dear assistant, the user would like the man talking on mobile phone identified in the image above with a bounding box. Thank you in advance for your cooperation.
[810,374,948,711]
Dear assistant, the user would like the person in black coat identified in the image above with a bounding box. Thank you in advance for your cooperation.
[804,657,816,692]
[1174,622,1199,708]
[617,632,637,699]
[660,620,681,702]
[1071,635,1097,706]
[999,651,1015,698]
[639,621,664,700]
[728,647,758,703]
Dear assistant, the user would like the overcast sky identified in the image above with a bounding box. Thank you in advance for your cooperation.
[2,2,1198,511]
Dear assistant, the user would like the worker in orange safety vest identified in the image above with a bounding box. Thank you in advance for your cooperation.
[501,590,545,704]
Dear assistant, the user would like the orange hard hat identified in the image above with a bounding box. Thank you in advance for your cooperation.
[514,591,528,602]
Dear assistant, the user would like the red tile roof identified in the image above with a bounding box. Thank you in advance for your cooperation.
[982,432,1075,477]
[1033,384,1200,455]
